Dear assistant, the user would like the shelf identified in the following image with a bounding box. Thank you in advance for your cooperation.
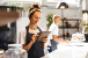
[59,18,80,39]
[63,19,80,21]
[59,27,79,29]
[62,18,80,21]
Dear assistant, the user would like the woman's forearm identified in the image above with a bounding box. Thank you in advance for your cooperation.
[23,41,34,51]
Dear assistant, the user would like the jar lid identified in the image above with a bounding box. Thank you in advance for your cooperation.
[0,50,4,54]
[8,44,22,48]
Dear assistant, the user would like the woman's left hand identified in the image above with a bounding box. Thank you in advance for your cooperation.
[38,33,48,43]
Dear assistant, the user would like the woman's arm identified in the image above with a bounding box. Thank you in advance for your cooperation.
[23,35,37,51]
[23,41,34,51]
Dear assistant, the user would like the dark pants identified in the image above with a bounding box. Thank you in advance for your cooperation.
[48,40,58,52]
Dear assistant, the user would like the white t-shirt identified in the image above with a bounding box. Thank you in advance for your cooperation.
[46,23,59,46]
[49,23,59,35]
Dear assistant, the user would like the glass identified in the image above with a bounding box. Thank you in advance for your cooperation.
[5,44,27,58]
[0,50,5,58]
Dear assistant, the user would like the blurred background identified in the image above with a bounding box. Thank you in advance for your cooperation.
[0,0,88,49]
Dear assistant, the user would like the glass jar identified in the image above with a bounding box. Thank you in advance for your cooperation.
[0,50,5,58]
[5,44,27,58]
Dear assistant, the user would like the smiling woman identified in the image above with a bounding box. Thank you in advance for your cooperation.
[23,4,48,58]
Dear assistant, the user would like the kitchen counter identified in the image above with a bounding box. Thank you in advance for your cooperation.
[43,42,88,58]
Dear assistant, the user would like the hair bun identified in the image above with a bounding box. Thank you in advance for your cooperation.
[32,4,40,9]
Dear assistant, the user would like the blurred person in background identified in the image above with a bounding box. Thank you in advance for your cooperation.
[47,15,63,52]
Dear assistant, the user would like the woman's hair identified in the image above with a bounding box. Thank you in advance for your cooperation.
[29,4,41,19]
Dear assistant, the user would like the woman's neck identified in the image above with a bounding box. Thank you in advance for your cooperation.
[29,23,37,30]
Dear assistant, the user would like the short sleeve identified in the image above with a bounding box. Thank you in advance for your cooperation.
[52,27,59,36]
[49,24,59,36]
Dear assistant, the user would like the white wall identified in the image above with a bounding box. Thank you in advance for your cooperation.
[45,8,82,19]
[16,11,29,43]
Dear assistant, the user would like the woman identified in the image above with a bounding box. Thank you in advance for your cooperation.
[23,5,47,58]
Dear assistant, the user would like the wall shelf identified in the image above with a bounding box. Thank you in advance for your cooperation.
[59,18,81,39]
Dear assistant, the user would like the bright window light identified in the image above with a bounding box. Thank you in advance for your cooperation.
[64,0,80,7]
[83,13,88,22]
[82,0,86,10]
[47,0,59,2]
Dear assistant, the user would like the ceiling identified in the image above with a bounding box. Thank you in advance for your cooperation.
[0,0,83,9]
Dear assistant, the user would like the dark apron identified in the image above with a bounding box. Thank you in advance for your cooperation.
[25,26,44,58]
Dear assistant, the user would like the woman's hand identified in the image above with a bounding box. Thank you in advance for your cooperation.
[31,34,38,43]
[23,34,38,51]
[38,33,48,43]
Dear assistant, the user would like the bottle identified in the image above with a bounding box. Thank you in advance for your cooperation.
[5,44,27,58]
[0,50,4,58]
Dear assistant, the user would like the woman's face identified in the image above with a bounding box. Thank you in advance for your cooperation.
[30,11,41,25]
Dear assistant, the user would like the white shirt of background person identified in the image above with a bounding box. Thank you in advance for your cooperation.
[46,15,62,47]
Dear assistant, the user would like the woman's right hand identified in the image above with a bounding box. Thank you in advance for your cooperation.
[23,34,38,51]
[31,34,37,43]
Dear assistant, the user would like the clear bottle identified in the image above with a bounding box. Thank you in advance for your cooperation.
[0,50,5,58]
[5,44,27,58]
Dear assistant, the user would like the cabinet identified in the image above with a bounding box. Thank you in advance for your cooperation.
[59,18,81,39]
